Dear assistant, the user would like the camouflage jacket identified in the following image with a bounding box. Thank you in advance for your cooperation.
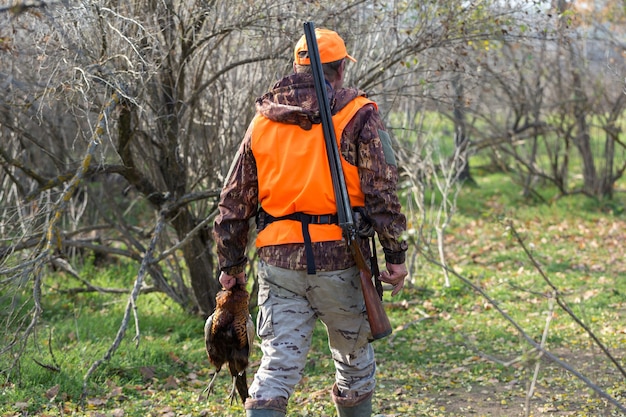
[213,72,407,274]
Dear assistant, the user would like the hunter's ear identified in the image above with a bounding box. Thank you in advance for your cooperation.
[338,60,346,78]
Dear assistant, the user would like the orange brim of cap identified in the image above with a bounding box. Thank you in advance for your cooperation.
[294,28,357,65]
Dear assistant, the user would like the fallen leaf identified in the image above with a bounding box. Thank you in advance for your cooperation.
[140,366,155,380]
[109,385,124,398]
[162,375,179,390]
[168,351,183,364]
[87,397,107,407]
[45,384,60,400]
[14,402,29,410]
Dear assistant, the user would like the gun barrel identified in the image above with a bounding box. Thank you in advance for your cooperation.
[303,21,392,340]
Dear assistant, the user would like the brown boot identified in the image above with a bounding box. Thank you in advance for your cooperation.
[245,397,287,417]
[332,383,373,417]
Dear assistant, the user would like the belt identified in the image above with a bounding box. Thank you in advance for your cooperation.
[256,210,339,274]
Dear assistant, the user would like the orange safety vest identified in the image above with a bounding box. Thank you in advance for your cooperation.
[252,96,375,248]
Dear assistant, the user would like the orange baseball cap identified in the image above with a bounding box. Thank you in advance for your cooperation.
[294,28,357,65]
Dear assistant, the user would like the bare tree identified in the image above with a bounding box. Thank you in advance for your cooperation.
[0,0,310,383]
[462,1,626,199]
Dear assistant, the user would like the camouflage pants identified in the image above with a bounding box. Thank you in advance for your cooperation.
[248,261,375,405]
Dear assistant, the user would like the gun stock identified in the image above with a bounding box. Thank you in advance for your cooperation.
[350,240,392,340]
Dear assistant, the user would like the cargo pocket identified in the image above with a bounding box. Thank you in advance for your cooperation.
[256,280,274,339]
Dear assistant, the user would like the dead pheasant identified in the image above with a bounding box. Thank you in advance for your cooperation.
[203,283,254,404]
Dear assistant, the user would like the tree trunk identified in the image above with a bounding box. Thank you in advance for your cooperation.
[170,210,218,317]
[575,123,598,196]
[117,86,218,316]
[452,76,474,183]
[571,67,599,197]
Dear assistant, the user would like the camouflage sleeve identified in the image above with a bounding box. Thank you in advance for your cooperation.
[213,125,259,274]
[342,104,408,264]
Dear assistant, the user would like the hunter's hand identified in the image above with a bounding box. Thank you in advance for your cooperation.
[219,271,247,290]
[379,262,407,296]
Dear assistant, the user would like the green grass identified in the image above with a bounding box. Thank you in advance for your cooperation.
[2,168,626,416]
[1,286,205,414]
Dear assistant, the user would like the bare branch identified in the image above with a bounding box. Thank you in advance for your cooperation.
[80,209,167,402]
[507,219,626,380]
[425,251,626,414]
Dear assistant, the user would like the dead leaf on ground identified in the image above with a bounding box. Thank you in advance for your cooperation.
[168,351,183,364]
[162,375,179,390]
[140,366,155,380]
[45,384,60,400]
[87,397,107,407]
[14,402,29,410]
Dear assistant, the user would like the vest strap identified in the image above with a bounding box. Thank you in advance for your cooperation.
[256,210,339,275]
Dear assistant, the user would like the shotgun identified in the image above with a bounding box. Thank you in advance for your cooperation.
[303,22,392,340]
